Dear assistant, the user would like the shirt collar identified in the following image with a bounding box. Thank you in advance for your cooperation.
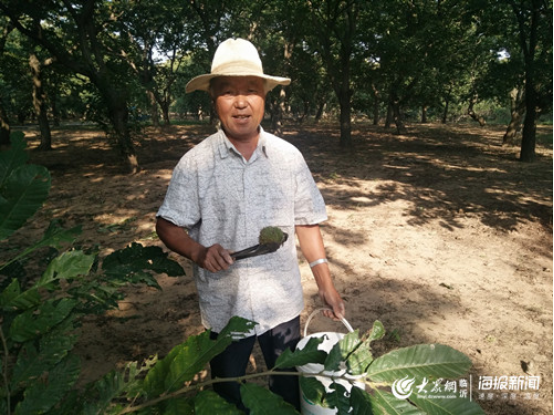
[217,127,268,160]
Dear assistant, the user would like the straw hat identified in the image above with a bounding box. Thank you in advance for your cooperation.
[185,38,291,93]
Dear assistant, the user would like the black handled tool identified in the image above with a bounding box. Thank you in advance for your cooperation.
[231,232,288,261]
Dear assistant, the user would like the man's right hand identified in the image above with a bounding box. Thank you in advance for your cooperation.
[196,244,234,273]
[156,217,233,273]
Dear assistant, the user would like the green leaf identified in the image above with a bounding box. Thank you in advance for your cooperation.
[10,298,78,342]
[344,321,385,375]
[0,220,81,274]
[144,317,255,396]
[325,330,361,372]
[11,329,78,393]
[365,344,472,384]
[2,249,91,312]
[16,354,80,414]
[274,336,326,369]
[347,344,374,376]
[0,164,51,240]
[367,321,386,344]
[102,243,185,286]
[53,390,84,415]
[350,387,380,415]
[241,383,300,414]
[371,389,425,415]
[325,382,351,414]
[83,360,155,415]
[0,278,41,311]
[0,131,28,189]
[195,390,242,414]
[164,331,234,391]
[40,250,95,286]
[299,376,326,407]
[218,315,258,339]
[161,396,196,415]
[409,394,485,415]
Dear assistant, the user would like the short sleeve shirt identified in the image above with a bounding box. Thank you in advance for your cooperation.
[157,128,327,334]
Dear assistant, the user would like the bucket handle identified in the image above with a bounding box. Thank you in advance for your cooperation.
[304,308,355,338]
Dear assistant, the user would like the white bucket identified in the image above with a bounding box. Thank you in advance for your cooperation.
[296,309,365,415]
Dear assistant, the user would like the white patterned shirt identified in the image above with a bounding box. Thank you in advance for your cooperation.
[157,127,327,334]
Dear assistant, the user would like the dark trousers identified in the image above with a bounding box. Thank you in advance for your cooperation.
[209,316,301,411]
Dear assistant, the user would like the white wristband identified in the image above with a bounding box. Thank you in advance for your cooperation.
[309,258,328,268]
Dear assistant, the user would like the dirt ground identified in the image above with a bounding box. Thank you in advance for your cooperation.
[12,121,553,414]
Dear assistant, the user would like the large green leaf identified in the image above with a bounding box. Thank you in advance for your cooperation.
[366,321,386,344]
[365,344,472,384]
[0,164,51,240]
[40,250,95,286]
[299,376,327,407]
[16,354,80,415]
[143,317,256,396]
[240,383,300,415]
[160,396,196,415]
[343,321,386,379]
[9,298,78,342]
[409,394,485,415]
[102,243,185,286]
[0,131,28,188]
[83,360,155,415]
[274,336,326,369]
[350,387,381,415]
[0,220,82,273]
[324,382,351,414]
[0,278,41,311]
[194,390,242,415]
[11,329,78,393]
[347,343,374,376]
[2,250,92,312]
[325,330,361,371]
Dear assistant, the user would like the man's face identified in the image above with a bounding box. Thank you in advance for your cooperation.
[211,76,266,143]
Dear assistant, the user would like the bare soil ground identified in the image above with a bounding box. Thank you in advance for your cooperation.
[11,122,553,414]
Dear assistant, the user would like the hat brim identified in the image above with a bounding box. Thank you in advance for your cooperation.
[186,73,291,94]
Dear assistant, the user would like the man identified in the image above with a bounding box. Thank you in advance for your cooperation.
[156,38,345,411]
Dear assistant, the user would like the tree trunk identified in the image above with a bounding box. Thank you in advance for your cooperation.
[154,89,172,126]
[99,78,139,173]
[467,94,486,126]
[51,90,60,127]
[371,84,380,125]
[520,75,537,161]
[0,102,10,146]
[392,102,407,134]
[147,90,160,127]
[502,87,525,145]
[111,104,139,173]
[314,102,326,122]
[29,53,52,151]
[389,92,407,134]
[160,101,170,126]
[0,20,13,146]
[271,88,286,136]
[514,0,541,163]
[441,98,450,124]
[421,105,428,123]
[442,85,452,124]
[385,104,393,128]
[338,88,352,147]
